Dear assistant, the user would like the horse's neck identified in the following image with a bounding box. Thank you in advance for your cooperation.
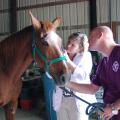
[0,27,33,80]
[12,28,33,79]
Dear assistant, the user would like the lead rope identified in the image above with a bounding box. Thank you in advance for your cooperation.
[60,87,104,119]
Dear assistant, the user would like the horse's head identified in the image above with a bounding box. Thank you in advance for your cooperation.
[29,11,71,86]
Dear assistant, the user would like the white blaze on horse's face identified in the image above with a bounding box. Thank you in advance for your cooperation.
[45,31,72,86]
[45,31,62,47]
[29,11,71,86]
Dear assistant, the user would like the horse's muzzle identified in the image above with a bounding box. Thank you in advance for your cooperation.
[55,73,71,87]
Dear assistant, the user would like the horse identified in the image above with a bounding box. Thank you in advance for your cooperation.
[0,11,70,120]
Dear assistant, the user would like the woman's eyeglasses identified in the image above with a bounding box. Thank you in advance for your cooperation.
[72,32,81,37]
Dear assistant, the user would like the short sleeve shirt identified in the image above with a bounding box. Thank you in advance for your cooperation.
[92,46,120,119]
[92,45,120,104]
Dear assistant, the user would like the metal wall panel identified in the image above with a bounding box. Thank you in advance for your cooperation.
[43,7,50,20]
[3,0,9,10]
[96,0,109,24]
[63,4,70,26]
[17,8,40,30]
[84,1,89,25]
[15,0,90,44]
[49,6,56,22]
[69,3,77,26]
[1,0,120,41]
[116,0,120,21]
[0,0,8,10]
[3,12,10,32]
[36,7,44,21]
[55,0,63,1]
[111,0,120,22]
[49,0,56,2]
[111,0,117,21]
[0,14,4,33]
[36,0,43,4]
[17,11,26,30]
[17,0,37,7]
[0,0,10,39]
[0,0,3,10]
[77,2,86,25]
[96,0,120,41]
[96,0,120,23]
[117,26,120,43]
[42,0,49,4]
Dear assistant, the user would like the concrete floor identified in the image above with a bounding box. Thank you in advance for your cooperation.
[0,108,45,120]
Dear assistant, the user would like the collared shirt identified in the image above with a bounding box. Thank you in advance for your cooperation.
[92,45,120,119]
[70,52,96,112]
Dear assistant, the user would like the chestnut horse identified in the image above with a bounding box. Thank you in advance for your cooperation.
[0,12,70,120]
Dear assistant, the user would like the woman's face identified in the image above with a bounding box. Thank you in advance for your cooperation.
[66,39,80,55]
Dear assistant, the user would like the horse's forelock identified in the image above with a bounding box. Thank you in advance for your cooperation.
[46,31,61,45]
[42,21,53,32]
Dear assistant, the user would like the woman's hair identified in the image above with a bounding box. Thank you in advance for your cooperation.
[68,32,89,53]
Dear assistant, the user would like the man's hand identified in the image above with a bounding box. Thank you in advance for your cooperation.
[102,104,114,120]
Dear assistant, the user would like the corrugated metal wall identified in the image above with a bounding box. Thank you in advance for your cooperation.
[96,0,120,24]
[96,0,120,43]
[16,0,89,45]
[0,0,120,43]
[0,0,9,39]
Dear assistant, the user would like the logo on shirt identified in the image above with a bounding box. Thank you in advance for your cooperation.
[112,61,119,72]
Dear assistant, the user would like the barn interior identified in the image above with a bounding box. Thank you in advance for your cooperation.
[0,0,120,120]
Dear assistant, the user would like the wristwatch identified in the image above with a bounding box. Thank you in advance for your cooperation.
[112,107,119,115]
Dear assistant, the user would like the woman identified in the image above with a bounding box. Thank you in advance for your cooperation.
[53,32,96,120]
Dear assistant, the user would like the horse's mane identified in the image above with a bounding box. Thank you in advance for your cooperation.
[0,26,33,72]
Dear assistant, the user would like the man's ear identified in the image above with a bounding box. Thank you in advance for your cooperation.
[97,31,103,39]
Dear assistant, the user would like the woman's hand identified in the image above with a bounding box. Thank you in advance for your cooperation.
[63,50,76,72]
[63,50,71,62]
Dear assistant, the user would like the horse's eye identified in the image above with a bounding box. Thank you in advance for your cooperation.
[41,34,49,46]
[41,40,49,46]
[44,34,47,38]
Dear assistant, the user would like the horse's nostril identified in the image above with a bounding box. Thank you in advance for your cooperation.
[60,73,71,84]
[54,73,71,87]
[61,76,65,83]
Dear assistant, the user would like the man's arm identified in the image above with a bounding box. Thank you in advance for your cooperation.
[66,82,100,94]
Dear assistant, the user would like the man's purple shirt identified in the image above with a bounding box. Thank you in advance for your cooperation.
[92,45,120,119]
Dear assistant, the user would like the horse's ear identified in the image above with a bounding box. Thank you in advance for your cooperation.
[52,17,61,30]
[29,11,41,31]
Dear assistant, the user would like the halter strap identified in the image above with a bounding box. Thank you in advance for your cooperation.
[32,28,66,71]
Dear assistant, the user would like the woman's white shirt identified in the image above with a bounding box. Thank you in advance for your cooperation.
[71,52,96,112]
[53,51,97,112]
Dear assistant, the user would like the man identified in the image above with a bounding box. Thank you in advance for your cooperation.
[66,26,120,120]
